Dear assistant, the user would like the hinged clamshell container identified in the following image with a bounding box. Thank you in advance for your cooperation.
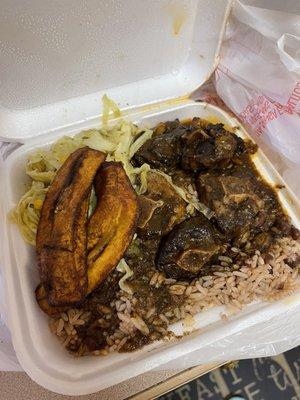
[1,0,300,396]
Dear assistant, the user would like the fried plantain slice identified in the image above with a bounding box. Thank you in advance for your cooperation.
[87,162,138,293]
[36,147,106,306]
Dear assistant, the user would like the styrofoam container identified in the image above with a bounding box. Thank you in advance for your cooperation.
[3,100,300,395]
[1,0,300,396]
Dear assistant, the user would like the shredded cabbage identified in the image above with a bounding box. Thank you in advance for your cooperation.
[116,258,133,294]
[102,94,122,127]
[10,181,47,246]
[26,136,83,184]
[133,163,151,194]
[129,130,153,159]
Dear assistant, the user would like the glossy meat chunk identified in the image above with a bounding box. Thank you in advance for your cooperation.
[156,214,224,278]
[137,171,186,237]
[181,123,239,171]
[197,168,280,238]
[133,120,187,171]
[36,147,105,306]
[134,118,244,174]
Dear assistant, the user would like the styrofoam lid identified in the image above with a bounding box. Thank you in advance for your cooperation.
[0,0,231,141]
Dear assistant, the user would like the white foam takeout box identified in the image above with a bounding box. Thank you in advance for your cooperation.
[1,0,300,396]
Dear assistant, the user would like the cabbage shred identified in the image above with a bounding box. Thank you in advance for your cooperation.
[116,258,134,294]
[10,181,47,246]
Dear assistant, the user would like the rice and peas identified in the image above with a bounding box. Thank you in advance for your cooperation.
[48,237,299,355]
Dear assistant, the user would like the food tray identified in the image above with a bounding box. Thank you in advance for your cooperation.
[2,100,300,395]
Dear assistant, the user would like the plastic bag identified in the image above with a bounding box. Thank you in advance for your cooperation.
[214,0,300,198]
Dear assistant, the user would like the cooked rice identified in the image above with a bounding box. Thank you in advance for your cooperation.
[50,236,300,356]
